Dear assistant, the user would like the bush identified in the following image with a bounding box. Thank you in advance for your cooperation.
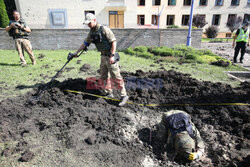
[226,16,242,33]
[134,46,148,53]
[0,0,9,28]
[124,47,136,55]
[192,14,208,28]
[151,47,174,57]
[167,25,179,29]
[205,26,219,38]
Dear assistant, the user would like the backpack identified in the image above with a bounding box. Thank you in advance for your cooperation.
[165,112,195,139]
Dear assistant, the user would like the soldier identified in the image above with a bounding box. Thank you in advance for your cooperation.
[5,10,36,66]
[71,13,128,106]
[157,110,205,164]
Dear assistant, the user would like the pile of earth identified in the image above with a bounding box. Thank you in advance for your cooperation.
[0,70,249,167]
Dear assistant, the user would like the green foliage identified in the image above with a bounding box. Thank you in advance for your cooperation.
[0,0,9,28]
[134,46,148,53]
[122,44,232,65]
[167,25,179,29]
[205,25,219,38]
[124,47,137,55]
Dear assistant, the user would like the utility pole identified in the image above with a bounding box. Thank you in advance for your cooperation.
[186,0,195,46]
[158,5,164,29]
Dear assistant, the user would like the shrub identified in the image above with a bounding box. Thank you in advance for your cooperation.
[192,14,208,28]
[134,46,148,53]
[151,47,173,57]
[0,0,9,28]
[124,47,136,55]
[167,25,179,29]
[173,45,195,54]
[205,25,219,38]
[226,16,242,33]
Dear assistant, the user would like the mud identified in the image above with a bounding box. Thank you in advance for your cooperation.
[38,54,45,59]
[210,60,230,67]
[0,70,249,167]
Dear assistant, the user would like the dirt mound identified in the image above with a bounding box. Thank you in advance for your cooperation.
[211,60,230,67]
[80,64,91,72]
[38,54,45,59]
[0,70,249,166]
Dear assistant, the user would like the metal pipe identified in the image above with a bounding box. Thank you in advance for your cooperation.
[186,0,195,46]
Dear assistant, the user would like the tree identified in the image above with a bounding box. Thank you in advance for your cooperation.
[0,0,9,28]
[192,14,208,28]
[4,0,16,20]
[226,16,243,33]
[205,25,219,38]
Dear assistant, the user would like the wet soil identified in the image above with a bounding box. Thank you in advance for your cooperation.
[0,70,249,166]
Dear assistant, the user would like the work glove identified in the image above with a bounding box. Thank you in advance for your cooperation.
[67,52,77,61]
[188,151,203,161]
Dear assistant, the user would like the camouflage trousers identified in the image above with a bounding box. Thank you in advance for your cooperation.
[14,38,36,65]
[100,56,127,97]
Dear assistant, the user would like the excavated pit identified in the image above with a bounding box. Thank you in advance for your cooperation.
[0,70,249,167]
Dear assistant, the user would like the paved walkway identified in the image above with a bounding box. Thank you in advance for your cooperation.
[201,43,250,71]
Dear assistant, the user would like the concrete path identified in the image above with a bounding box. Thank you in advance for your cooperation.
[200,43,250,71]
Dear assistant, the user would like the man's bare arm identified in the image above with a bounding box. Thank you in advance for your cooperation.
[5,23,14,32]
[74,43,86,55]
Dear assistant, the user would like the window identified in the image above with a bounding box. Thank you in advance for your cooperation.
[244,14,250,23]
[152,15,159,25]
[248,0,250,4]
[167,15,175,25]
[168,0,176,5]
[84,10,95,17]
[138,0,145,6]
[137,15,145,25]
[153,0,161,6]
[231,0,240,6]
[212,14,221,25]
[215,0,223,6]
[183,0,191,6]
[199,0,207,5]
[228,14,237,22]
[182,15,189,25]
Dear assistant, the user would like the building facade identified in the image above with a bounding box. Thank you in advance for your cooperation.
[14,0,137,29]
[14,0,249,36]
[137,0,250,35]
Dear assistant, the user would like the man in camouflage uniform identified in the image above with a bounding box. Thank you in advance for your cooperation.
[71,13,128,106]
[157,110,205,164]
[5,11,36,66]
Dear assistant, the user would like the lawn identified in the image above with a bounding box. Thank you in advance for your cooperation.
[0,49,247,101]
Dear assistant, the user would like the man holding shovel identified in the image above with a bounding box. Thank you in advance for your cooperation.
[70,13,128,107]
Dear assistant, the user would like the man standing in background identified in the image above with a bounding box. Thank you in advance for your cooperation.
[5,10,36,66]
[232,22,249,63]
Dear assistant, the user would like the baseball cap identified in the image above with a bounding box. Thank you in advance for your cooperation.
[84,13,96,24]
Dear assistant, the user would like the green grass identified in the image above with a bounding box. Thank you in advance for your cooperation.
[202,38,234,42]
[0,49,247,101]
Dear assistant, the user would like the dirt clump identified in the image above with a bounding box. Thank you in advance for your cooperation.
[210,60,230,67]
[0,70,249,166]
[38,54,45,59]
[80,63,91,72]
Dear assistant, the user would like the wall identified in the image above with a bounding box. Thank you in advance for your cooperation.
[14,0,137,29]
[0,28,202,50]
[137,0,250,32]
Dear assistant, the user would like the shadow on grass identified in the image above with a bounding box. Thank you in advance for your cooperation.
[0,63,20,67]
[16,83,42,90]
